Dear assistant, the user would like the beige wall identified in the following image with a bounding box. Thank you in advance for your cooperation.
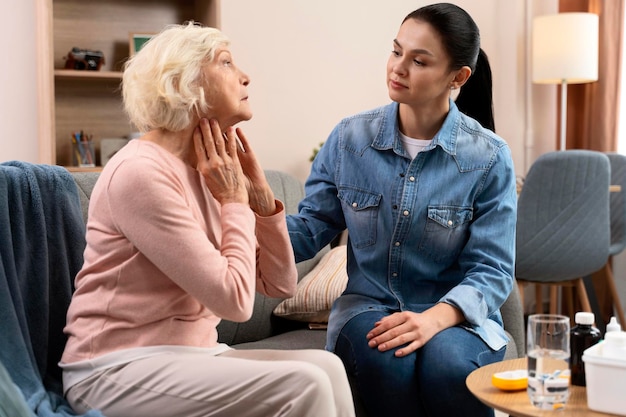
[5,0,559,180]
[221,0,554,181]
[0,0,39,163]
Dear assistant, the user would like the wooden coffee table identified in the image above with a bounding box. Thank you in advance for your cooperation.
[466,358,621,416]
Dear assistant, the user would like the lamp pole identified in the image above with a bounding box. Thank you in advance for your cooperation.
[560,79,567,151]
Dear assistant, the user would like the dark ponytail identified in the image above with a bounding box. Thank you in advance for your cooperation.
[404,3,496,132]
[454,49,495,132]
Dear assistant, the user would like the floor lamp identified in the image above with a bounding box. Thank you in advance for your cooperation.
[532,13,599,151]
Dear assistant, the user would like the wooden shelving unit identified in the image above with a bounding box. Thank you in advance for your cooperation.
[54,70,123,80]
[36,0,220,168]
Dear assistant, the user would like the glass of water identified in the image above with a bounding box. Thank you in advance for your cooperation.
[526,314,570,410]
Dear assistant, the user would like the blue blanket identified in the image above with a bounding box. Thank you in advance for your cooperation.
[0,161,103,417]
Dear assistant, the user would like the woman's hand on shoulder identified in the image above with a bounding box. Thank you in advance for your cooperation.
[194,118,248,205]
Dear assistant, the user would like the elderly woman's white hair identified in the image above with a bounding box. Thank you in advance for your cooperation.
[122,22,230,133]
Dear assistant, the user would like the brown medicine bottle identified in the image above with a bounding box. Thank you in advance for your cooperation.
[569,312,602,386]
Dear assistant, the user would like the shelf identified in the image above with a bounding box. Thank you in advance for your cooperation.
[54,70,123,80]
[64,166,103,173]
[37,0,220,167]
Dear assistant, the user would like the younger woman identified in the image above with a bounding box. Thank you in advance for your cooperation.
[288,3,517,416]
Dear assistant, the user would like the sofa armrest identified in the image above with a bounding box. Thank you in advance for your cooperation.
[501,283,525,358]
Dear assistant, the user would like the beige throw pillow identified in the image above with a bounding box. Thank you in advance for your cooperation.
[273,246,348,323]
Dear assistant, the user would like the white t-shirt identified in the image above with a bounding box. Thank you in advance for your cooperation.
[399,132,433,159]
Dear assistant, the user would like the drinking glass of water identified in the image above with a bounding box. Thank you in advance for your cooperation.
[526,314,570,410]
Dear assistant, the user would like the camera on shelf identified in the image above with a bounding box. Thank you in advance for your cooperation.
[64,47,105,71]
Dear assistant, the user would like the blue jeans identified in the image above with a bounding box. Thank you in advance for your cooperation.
[334,311,505,417]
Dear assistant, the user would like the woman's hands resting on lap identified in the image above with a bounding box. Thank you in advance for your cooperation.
[194,118,277,216]
[366,303,465,357]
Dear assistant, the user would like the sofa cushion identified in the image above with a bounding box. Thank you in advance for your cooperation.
[232,328,327,350]
[273,246,348,323]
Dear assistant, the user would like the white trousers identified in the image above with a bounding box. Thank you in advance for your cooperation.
[66,348,356,417]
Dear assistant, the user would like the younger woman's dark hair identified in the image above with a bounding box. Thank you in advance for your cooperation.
[404,3,495,132]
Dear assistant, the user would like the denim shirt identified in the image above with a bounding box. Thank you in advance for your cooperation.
[287,100,517,352]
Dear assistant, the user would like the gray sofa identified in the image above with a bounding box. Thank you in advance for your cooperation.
[71,169,525,415]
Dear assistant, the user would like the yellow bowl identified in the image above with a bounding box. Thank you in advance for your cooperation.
[491,370,528,391]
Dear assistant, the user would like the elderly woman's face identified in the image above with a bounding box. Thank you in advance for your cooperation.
[202,48,251,127]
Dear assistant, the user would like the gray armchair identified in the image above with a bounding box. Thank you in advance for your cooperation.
[516,150,611,321]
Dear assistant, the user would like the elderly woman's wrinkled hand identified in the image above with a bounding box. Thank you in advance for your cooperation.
[235,128,278,216]
[194,118,248,206]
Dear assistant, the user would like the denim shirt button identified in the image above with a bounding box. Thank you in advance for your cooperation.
[409,176,415,182]
[352,202,358,208]
[392,272,398,277]
[447,220,453,226]
[394,241,401,246]
[403,210,410,216]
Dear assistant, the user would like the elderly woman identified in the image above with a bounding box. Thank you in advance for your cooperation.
[60,23,354,417]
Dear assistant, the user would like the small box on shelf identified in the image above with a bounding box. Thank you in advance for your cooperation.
[101,138,129,166]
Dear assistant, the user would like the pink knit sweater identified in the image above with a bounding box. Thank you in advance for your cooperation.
[62,140,297,363]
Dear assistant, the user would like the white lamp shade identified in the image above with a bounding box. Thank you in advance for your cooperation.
[532,12,599,84]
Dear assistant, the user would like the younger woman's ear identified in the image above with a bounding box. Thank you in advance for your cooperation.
[450,66,472,90]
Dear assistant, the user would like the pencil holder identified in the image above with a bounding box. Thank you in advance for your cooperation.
[72,140,95,167]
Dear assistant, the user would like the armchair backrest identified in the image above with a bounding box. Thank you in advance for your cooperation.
[516,150,610,282]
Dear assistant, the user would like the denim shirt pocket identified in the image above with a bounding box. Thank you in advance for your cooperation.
[418,206,473,263]
[338,187,381,248]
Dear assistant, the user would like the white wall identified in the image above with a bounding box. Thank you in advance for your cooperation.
[5,0,558,179]
[0,0,39,163]
[220,0,539,181]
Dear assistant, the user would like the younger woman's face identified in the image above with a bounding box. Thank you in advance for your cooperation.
[386,19,459,111]
[202,48,252,127]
